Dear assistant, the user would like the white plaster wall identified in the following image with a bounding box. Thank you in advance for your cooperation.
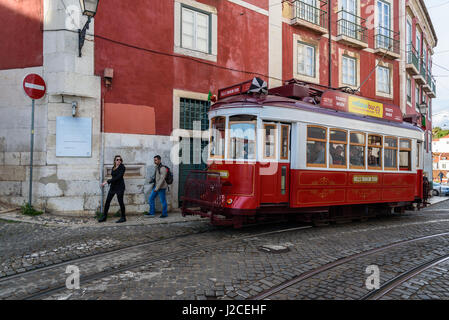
[269,0,283,88]
[0,66,48,206]
[103,133,175,214]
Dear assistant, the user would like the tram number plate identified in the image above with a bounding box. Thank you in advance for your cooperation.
[352,175,378,184]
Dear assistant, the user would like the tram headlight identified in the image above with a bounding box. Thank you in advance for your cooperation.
[226,198,233,205]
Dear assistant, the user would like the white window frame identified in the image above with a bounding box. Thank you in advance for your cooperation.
[174,0,217,62]
[415,85,420,112]
[406,75,412,105]
[377,65,390,94]
[297,42,316,77]
[376,0,391,50]
[342,55,356,86]
[293,34,320,84]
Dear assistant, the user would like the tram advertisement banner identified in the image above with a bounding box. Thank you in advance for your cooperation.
[348,96,383,118]
[320,90,402,123]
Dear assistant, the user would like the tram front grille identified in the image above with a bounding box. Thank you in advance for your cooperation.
[181,171,223,210]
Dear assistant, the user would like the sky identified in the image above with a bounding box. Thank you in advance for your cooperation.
[428,0,449,128]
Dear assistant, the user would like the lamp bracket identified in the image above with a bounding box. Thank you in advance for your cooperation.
[78,16,92,57]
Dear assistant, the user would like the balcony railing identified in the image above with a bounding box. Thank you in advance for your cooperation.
[428,72,436,95]
[292,0,328,29]
[374,26,400,54]
[420,61,427,78]
[406,44,419,71]
[337,10,367,43]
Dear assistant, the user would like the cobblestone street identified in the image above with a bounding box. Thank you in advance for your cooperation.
[1,199,449,300]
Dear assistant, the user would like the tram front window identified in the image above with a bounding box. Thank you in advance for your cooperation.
[229,115,256,160]
[210,117,225,158]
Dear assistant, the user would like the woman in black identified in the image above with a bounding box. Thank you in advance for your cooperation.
[99,155,126,223]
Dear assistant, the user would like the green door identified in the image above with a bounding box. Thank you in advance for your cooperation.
[178,98,210,205]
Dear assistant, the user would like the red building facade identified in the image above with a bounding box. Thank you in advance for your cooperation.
[0,0,438,212]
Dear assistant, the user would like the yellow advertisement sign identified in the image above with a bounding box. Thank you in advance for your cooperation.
[348,96,383,118]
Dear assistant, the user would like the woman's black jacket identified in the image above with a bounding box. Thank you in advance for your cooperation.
[107,164,126,193]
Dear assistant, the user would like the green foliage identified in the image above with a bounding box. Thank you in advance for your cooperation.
[432,127,449,139]
[20,203,43,216]
[94,210,121,218]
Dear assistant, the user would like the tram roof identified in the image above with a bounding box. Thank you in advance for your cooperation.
[210,94,423,133]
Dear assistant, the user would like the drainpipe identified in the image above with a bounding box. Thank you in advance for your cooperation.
[99,93,105,215]
[328,0,332,87]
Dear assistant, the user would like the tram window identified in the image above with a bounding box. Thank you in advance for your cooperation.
[210,117,225,158]
[399,138,411,170]
[368,135,382,169]
[280,125,290,160]
[349,132,365,168]
[263,123,277,159]
[307,126,327,167]
[384,137,398,170]
[229,115,256,160]
[416,141,422,168]
[330,129,347,168]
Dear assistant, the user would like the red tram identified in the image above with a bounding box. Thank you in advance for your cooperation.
[181,78,429,228]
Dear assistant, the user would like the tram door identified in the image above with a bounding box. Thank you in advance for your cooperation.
[260,123,290,204]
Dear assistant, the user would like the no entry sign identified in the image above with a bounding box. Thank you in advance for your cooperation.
[23,74,46,100]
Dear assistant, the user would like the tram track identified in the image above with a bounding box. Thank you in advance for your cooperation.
[3,212,449,300]
[250,231,449,300]
[0,224,313,300]
[361,253,449,300]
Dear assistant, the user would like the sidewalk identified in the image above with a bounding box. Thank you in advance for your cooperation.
[1,196,448,228]
[0,206,205,228]
[427,195,449,206]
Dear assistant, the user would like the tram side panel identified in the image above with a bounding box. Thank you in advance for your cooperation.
[289,170,417,207]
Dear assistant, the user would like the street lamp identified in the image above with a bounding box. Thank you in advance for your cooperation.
[78,0,99,57]
[418,103,428,116]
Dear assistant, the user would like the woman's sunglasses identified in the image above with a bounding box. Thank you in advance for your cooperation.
[115,159,122,162]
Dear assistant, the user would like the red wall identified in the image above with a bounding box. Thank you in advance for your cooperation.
[283,0,400,107]
[95,0,269,136]
[0,0,43,70]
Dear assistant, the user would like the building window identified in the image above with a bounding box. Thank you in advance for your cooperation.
[377,65,390,94]
[307,126,327,167]
[368,135,382,169]
[297,42,316,77]
[376,0,391,50]
[399,139,411,171]
[181,6,210,53]
[407,75,411,103]
[384,137,398,170]
[210,117,225,159]
[263,123,277,159]
[416,29,421,63]
[406,18,412,63]
[280,125,290,160]
[342,55,356,86]
[423,43,427,71]
[349,131,365,169]
[329,129,347,168]
[415,85,420,111]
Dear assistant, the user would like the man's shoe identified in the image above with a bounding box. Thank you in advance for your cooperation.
[159,215,168,218]
[98,215,107,222]
[116,217,126,223]
[144,213,155,217]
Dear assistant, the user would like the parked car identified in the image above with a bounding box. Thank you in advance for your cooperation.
[431,182,449,196]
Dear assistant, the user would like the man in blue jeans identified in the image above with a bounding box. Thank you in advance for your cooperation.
[145,155,168,218]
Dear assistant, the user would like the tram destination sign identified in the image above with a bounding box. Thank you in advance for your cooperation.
[218,80,252,99]
[320,90,402,123]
